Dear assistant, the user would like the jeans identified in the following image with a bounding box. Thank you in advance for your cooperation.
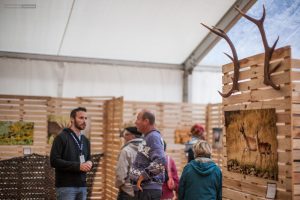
[135,189,162,200]
[56,187,87,200]
[117,190,136,200]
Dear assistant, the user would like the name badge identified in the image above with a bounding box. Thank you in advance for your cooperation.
[79,155,85,163]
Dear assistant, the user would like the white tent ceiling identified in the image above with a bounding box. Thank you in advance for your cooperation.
[0,0,257,103]
[0,0,253,65]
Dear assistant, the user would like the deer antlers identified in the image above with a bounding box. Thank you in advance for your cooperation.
[201,23,240,98]
[202,5,281,98]
[235,5,280,90]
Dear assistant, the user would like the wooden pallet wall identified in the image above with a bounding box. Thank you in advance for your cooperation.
[88,100,207,200]
[222,46,293,199]
[0,95,49,159]
[0,95,215,199]
[123,101,206,172]
[101,101,206,200]
[0,95,109,200]
[292,59,300,200]
[206,103,223,166]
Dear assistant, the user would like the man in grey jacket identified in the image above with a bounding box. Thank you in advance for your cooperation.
[115,126,143,200]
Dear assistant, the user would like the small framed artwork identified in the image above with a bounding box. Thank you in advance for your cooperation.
[0,121,34,145]
[174,128,191,144]
[266,182,276,199]
[212,128,222,149]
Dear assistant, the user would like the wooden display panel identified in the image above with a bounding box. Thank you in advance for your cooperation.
[123,101,207,175]
[102,101,207,200]
[0,95,109,200]
[0,95,213,199]
[222,46,294,199]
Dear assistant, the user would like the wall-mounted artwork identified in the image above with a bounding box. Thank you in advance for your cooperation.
[47,115,91,144]
[212,128,222,149]
[47,115,70,144]
[225,108,278,180]
[174,128,191,144]
[0,121,34,145]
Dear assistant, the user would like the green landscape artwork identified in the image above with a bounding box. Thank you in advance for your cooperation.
[0,121,34,145]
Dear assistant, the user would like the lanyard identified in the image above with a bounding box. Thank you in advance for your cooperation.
[71,132,83,155]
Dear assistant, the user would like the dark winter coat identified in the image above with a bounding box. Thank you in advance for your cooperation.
[50,128,91,187]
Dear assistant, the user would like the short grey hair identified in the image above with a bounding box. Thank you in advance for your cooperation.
[141,110,155,125]
[193,140,212,158]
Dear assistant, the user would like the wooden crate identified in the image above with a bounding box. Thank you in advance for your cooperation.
[222,46,299,199]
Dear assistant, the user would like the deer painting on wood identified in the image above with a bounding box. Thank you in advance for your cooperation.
[202,5,281,98]
[255,130,273,169]
[239,122,257,165]
[225,108,278,180]
[239,122,273,168]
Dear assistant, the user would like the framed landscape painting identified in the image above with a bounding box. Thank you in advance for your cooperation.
[0,121,34,145]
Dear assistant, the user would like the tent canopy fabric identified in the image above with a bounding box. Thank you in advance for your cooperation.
[0,0,245,64]
[0,0,256,103]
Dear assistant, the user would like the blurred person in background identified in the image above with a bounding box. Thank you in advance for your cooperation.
[161,140,179,200]
[184,123,206,162]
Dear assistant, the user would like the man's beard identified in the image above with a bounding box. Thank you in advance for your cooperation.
[74,120,86,130]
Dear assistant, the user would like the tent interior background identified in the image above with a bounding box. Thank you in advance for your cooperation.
[1,0,300,199]
[1,0,299,103]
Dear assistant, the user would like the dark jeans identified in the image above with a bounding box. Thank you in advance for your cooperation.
[56,187,87,200]
[135,189,162,200]
[117,190,136,200]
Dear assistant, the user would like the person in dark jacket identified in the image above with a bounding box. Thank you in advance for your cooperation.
[184,123,206,162]
[179,140,222,200]
[50,107,93,200]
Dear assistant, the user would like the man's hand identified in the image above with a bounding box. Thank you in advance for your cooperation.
[136,175,144,191]
[80,161,93,172]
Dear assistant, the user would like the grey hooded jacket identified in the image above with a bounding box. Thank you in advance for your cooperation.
[115,138,143,197]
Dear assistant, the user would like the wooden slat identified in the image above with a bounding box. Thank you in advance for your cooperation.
[222,46,291,73]
[292,59,300,69]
